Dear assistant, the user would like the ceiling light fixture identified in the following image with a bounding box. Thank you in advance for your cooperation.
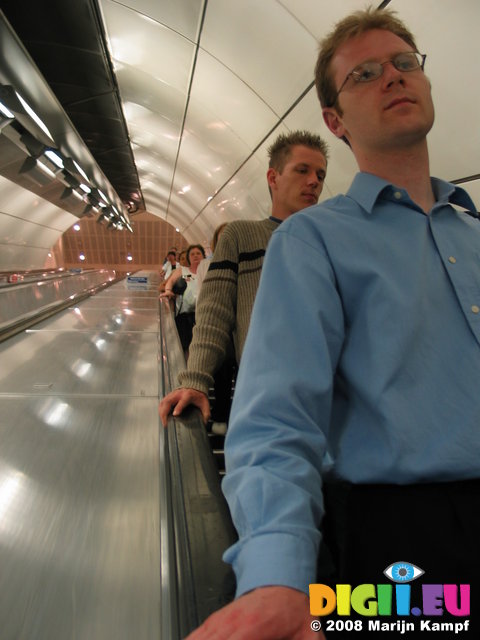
[19,156,55,186]
[81,205,96,217]
[0,101,14,118]
[58,170,80,189]
[0,103,14,131]
[61,186,84,202]
[0,84,54,142]
[97,189,108,203]
[44,149,64,169]
[63,157,90,183]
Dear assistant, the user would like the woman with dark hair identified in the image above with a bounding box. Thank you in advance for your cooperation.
[162,244,205,354]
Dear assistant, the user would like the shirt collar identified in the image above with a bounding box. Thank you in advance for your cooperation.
[347,172,477,215]
[431,178,478,214]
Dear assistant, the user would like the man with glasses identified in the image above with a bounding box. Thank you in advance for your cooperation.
[187,8,479,640]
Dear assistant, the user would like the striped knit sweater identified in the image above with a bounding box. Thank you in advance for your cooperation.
[177,217,280,394]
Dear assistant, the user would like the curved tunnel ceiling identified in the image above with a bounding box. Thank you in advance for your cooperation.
[1,0,479,247]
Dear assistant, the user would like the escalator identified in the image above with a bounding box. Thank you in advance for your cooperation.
[0,270,236,639]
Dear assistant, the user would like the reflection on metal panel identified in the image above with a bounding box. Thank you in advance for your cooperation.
[0,330,159,395]
[33,306,159,333]
[0,396,160,639]
[0,278,162,639]
[0,270,117,331]
[77,296,159,310]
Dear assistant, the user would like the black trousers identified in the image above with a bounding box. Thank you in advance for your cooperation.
[210,338,237,423]
[316,478,480,639]
[175,312,195,353]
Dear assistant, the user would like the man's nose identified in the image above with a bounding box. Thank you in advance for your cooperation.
[382,60,406,87]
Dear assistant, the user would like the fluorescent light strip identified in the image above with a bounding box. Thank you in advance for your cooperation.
[15,91,54,141]
[73,160,89,182]
[44,149,64,169]
[0,101,14,118]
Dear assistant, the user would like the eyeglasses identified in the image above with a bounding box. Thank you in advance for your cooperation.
[328,52,427,107]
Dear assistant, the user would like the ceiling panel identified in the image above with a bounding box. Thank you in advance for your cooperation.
[186,152,268,239]
[278,0,372,40]
[0,215,63,249]
[99,0,203,229]
[116,0,204,42]
[188,212,216,247]
[100,0,197,92]
[0,177,75,230]
[188,49,279,148]
[173,129,247,203]
[200,0,317,116]
[165,208,197,234]
[0,243,55,271]
[117,68,187,128]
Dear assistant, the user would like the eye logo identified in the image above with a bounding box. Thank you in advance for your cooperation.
[384,561,424,583]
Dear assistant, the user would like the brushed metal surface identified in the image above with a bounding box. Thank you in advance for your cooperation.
[77,296,159,310]
[0,396,160,639]
[32,306,159,333]
[0,277,163,638]
[0,329,159,395]
[0,270,116,330]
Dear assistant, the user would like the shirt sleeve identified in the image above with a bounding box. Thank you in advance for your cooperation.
[222,221,345,596]
[178,226,239,394]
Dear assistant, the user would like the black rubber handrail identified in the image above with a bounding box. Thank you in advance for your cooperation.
[158,297,237,639]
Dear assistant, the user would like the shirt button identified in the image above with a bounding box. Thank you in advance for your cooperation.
[448,256,457,264]
[471,305,480,314]
[394,191,402,199]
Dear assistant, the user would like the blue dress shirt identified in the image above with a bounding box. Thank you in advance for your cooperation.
[222,172,480,597]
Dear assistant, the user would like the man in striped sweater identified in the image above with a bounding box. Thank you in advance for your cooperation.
[159,130,328,426]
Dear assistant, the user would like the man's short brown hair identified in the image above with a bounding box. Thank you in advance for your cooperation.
[267,130,329,172]
[315,6,418,112]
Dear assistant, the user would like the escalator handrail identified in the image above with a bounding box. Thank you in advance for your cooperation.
[158,297,237,639]
[0,270,121,342]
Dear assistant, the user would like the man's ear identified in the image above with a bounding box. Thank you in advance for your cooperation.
[322,108,346,140]
[266,167,278,190]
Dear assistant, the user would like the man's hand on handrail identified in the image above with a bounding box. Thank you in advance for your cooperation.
[184,586,324,640]
[159,387,211,426]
